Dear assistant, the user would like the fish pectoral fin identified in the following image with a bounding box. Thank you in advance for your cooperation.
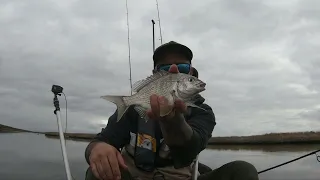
[170,90,178,100]
[136,93,176,118]
[159,93,175,117]
[185,102,206,111]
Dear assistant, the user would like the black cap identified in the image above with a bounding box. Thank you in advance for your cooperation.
[153,41,193,66]
[192,67,198,78]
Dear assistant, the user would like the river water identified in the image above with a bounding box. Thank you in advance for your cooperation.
[0,132,319,180]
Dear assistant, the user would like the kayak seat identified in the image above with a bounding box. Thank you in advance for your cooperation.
[198,162,213,174]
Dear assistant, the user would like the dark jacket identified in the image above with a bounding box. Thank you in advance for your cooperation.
[85,94,216,169]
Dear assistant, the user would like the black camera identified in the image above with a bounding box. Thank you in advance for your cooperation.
[51,85,63,95]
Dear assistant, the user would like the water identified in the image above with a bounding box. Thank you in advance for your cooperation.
[200,145,320,180]
[0,133,319,180]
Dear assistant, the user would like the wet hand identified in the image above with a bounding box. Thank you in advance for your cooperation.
[89,142,128,180]
[147,95,187,121]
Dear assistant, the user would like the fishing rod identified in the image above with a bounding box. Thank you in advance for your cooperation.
[51,85,73,180]
[152,19,155,52]
[258,149,320,174]
[125,0,133,95]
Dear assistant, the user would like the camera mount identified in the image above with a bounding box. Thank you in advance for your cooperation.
[51,85,72,180]
[52,85,63,115]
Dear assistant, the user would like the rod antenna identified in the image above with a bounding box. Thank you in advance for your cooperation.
[155,0,163,44]
[125,0,133,95]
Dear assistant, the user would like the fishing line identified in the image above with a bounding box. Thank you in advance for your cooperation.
[62,92,68,134]
[155,0,163,44]
[258,149,320,174]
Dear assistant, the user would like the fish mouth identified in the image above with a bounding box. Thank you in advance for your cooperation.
[195,82,206,91]
[197,82,206,88]
[199,82,206,88]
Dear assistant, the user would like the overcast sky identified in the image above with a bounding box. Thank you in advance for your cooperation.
[0,0,319,136]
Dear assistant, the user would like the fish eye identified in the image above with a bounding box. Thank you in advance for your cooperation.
[188,77,193,82]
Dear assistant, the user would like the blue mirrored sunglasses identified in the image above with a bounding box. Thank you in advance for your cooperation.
[156,64,191,74]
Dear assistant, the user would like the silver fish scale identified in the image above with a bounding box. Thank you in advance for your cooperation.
[124,74,178,109]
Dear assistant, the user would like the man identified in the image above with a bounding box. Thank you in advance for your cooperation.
[84,41,259,180]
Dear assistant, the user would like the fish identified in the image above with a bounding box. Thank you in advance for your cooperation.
[101,70,207,122]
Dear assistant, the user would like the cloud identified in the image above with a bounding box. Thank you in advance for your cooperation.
[0,0,319,136]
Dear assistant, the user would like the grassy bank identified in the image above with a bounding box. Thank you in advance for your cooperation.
[44,132,95,140]
[208,131,320,145]
[206,144,320,152]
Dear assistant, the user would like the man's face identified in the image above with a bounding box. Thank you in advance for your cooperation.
[153,53,191,74]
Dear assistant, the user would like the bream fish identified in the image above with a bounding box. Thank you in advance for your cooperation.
[101,70,207,122]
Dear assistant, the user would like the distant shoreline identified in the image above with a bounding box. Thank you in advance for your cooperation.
[1,124,320,145]
[44,131,320,145]
[207,131,320,145]
[0,124,33,133]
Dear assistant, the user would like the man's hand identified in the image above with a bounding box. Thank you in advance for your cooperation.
[147,64,193,146]
[147,95,187,121]
[89,142,128,180]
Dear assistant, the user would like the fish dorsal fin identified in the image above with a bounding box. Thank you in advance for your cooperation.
[132,70,170,92]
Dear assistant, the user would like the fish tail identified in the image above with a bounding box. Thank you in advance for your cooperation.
[101,95,129,122]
